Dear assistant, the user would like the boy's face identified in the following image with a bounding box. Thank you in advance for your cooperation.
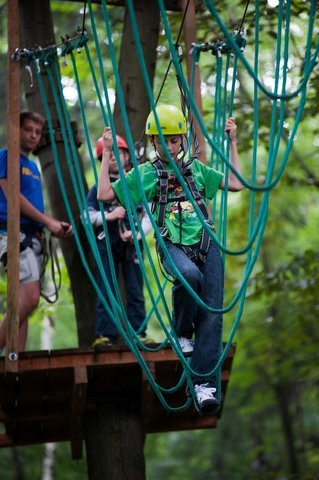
[109,148,130,174]
[152,135,183,163]
[20,119,43,156]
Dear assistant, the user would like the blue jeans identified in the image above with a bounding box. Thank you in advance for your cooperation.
[161,241,224,387]
[95,239,146,343]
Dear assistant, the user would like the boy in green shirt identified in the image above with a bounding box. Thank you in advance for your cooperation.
[97,105,242,414]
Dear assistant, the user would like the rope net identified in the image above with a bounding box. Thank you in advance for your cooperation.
[15,0,319,412]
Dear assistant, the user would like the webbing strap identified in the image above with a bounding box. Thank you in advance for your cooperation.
[152,158,169,231]
[181,161,213,264]
[152,157,213,263]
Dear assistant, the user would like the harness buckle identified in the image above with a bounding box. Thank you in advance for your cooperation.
[205,219,216,232]
[181,245,197,262]
[159,195,167,203]
[197,252,207,265]
[159,227,168,238]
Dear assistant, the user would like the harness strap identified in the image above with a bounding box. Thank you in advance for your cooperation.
[40,234,62,304]
[0,227,61,304]
[181,163,213,264]
[0,221,43,237]
[152,157,214,264]
[153,159,169,230]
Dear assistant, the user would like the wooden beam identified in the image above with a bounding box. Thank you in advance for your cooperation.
[60,0,182,11]
[70,365,88,459]
[180,0,206,163]
[0,433,14,447]
[141,361,156,431]
[6,0,20,373]
[72,365,88,412]
[0,346,235,447]
[0,345,235,374]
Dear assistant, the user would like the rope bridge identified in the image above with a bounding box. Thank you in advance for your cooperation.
[13,0,319,413]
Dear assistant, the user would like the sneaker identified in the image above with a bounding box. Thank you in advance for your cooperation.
[137,334,156,346]
[178,337,194,355]
[92,336,114,350]
[194,383,220,414]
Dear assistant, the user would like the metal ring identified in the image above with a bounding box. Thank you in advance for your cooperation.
[8,352,18,361]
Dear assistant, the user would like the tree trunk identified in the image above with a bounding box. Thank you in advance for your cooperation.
[274,383,300,477]
[12,447,25,480]
[84,404,146,480]
[260,255,300,477]
[84,4,159,478]
[19,0,96,346]
[19,2,156,478]
[113,0,160,150]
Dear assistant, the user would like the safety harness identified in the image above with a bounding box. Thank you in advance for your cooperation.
[0,222,61,303]
[152,157,214,265]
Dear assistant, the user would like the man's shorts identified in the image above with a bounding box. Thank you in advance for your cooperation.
[0,233,44,284]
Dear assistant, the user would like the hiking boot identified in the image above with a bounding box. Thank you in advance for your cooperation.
[178,337,194,355]
[92,336,114,350]
[194,383,220,415]
[137,334,156,346]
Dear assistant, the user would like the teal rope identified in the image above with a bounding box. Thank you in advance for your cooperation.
[205,0,319,101]
[27,0,318,410]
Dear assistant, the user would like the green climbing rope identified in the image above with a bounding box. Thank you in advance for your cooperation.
[15,0,318,413]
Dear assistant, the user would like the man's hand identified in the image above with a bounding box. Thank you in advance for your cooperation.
[60,221,73,238]
[106,206,126,221]
[119,229,133,243]
[46,217,73,238]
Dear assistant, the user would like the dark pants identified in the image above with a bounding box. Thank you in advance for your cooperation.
[95,239,146,343]
[161,241,224,386]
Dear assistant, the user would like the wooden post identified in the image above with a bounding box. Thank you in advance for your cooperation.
[180,0,207,163]
[6,0,20,372]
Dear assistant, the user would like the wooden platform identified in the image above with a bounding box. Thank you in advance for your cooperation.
[0,344,235,458]
[65,0,182,11]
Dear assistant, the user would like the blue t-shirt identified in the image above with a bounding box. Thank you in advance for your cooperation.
[0,149,45,232]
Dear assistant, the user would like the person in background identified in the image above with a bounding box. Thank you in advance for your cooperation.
[0,111,72,354]
[85,134,153,349]
[96,105,242,414]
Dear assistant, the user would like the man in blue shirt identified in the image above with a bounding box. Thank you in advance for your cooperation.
[0,111,72,353]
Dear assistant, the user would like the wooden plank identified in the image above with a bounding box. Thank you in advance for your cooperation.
[0,345,235,374]
[0,346,235,447]
[141,361,156,431]
[72,365,88,414]
[70,416,83,460]
[60,0,182,11]
[70,366,88,460]
[148,414,218,433]
[180,0,206,163]
[0,434,14,447]
[5,0,20,373]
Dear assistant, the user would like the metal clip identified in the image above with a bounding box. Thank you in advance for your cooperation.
[159,227,168,238]
[97,231,105,241]
[35,58,41,74]
[25,64,33,88]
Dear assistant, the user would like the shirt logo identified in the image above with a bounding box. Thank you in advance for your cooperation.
[22,167,40,181]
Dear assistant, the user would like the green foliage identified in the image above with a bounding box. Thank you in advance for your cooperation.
[26,252,78,351]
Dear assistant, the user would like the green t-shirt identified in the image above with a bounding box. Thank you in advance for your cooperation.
[113,159,224,246]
